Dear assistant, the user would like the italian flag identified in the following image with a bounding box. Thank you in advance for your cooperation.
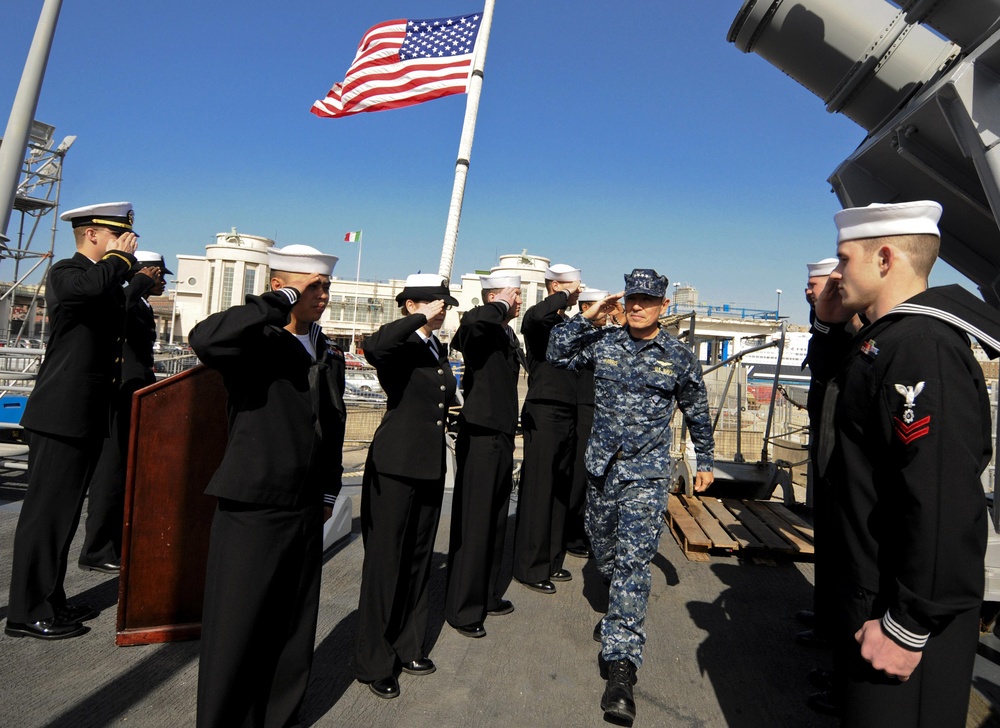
[344,230,362,242]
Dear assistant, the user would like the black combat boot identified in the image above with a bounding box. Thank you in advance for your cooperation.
[600,659,637,725]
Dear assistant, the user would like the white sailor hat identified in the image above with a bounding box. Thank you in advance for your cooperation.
[60,201,137,235]
[835,200,942,244]
[268,244,338,276]
[480,274,521,289]
[395,273,459,306]
[133,250,173,275]
[545,263,581,282]
[806,258,838,277]
[577,289,609,303]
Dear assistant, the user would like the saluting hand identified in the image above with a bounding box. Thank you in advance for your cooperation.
[814,274,853,324]
[583,292,624,321]
[495,287,520,309]
[137,266,162,283]
[107,231,138,256]
[414,299,446,319]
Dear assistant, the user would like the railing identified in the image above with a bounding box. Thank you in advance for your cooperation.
[0,346,43,396]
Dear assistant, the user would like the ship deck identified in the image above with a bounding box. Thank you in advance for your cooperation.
[2,447,1000,728]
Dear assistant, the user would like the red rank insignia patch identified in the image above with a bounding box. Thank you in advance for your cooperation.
[894,415,930,444]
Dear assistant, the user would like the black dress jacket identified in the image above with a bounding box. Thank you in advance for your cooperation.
[451,301,522,435]
[189,291,346,508]
[363,314,457,480]
[22,250,135,439]
[122,273,158,390]
[522,290,579,404]
[811,286,996,647]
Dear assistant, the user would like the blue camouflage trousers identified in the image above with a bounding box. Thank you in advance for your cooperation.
[586,460,670,669]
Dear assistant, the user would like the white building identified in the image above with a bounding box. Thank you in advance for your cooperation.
[169,232,561,351]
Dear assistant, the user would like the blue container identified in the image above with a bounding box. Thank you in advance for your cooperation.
[0,395,28,425]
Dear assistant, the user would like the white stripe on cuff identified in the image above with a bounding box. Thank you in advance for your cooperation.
[813,320,831,334]
[277,288,298,305]
[881,611,928,650]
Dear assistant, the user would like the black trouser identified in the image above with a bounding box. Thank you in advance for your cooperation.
[445,422,514,627]
[197,499,323,728]
[355,463,445,682]
[564,404,593,553]
[513,400,575,583]
[80,389,134,566]
[832,583,979,728]
[7,430,103,623]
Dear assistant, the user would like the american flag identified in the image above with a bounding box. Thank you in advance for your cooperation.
[311,13,483,118]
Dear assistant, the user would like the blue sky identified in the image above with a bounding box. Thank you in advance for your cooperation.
[1,1,970,325]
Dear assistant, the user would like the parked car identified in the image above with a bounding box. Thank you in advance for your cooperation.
[343,352,367,369]
[345,369,383,393]
[343,381,387,405]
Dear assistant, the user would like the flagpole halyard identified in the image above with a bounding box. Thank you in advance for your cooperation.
[347,230,363,353]
[437,0,495,282]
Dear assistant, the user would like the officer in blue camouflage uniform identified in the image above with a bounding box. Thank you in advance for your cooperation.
[547,268,715,726]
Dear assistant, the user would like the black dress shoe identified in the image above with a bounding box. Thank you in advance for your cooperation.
[796,628,831,650]
[5,618,87,640]
[78,559,121,574]
[807,689,844,717]
[517,578,556,594]
[486,599,514,616]
[453,622,486,638]
[795,609,817,627]
[549,569,572,582]
[807,667,835,691]
[55,604,98,622]
[368,676,400,699]
[566,546,592,558]
[401,658,436,675]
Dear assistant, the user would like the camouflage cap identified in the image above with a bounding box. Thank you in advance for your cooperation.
[623,268,668,298]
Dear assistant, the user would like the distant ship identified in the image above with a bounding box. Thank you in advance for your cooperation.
[738,330,811,386]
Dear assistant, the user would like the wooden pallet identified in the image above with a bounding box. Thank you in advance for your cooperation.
[665,494,815,562]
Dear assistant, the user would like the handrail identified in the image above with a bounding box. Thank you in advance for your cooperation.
[697,322,787,463]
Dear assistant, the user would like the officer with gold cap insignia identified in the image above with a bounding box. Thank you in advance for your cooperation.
[6,202,138,640]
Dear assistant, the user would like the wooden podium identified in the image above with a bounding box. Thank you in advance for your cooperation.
[115,365,227,646]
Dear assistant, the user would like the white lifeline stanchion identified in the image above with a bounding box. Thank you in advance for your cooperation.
[437,0,496,282]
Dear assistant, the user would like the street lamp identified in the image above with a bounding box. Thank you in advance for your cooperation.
[775,289,782,320]
[168,282,178,344]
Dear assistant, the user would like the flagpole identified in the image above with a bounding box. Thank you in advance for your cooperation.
[351,231,363,353]
[0,0,63,242]
[437,0,496,281]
